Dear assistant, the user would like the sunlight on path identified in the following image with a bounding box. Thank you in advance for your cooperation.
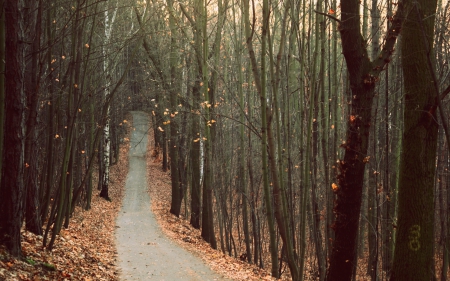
[115,111,228,281]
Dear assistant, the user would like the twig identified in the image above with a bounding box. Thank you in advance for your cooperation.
[314,10,341,23]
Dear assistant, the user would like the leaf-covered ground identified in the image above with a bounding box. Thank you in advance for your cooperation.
[0,116,132,281]
[0,113,283,281]
[145,126,285,281]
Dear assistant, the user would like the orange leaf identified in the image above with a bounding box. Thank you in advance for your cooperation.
[332,183,338,192]
[329,8,335,14]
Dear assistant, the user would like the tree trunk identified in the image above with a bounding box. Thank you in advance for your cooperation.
[167,0,182,217]
[24,0,43,235]
[189,81,202,228]
[390,0,439,280]
[100,0,118,200]
[0,0,26,256]
[0,0,5,190]
[327,1,404,280]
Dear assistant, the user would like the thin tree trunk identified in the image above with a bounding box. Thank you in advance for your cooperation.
[242,0,278,275]
[24,0,43,235]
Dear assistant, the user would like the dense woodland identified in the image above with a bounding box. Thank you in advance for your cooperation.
[0,0,449,280]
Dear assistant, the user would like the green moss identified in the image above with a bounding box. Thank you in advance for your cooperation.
[41,262,56,271]
[24,257,36,265]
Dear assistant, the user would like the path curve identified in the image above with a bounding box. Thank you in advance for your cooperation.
[115,111,227,280]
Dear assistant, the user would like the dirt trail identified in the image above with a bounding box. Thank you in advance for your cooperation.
[115,111,227,280]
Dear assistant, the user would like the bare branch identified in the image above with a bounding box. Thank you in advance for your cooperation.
[314,10,341,23]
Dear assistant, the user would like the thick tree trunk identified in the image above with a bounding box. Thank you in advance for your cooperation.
[327,1,404,280]
[390,0,439,280]
[0,0,26,256]
[0,0,5,189]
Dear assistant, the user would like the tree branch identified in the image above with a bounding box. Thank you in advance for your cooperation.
[370,1,404,77]
[314,10,341,23]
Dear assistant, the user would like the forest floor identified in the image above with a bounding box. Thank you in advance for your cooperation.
[0,111,279,281]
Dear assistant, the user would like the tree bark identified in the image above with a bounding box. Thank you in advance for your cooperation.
[327,1,404,280]
[24,0,43,235]
[390,0,439,280]
[100,0,118,200]
[0,0,26,256]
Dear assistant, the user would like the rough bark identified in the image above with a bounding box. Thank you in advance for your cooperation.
[0,0,26,256]
[390,0,439,280]
[327,1,404,280]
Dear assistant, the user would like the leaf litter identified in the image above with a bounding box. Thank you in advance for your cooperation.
[145,120,282,281]
[0,113,133,281]
[1,112,283,281]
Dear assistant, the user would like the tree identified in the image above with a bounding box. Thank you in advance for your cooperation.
[167,0,182,217]
[390,0,439,279]
[100,0,119,200]
[0,0,26,256]
[24,0,43,236]
[327,1,404,280]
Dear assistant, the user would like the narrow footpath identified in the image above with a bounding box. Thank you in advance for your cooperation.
[115,111,227,280]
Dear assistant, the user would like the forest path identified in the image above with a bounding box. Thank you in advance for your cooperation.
[115,111,227,281]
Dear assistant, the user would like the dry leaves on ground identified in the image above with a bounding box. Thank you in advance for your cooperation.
[0,114,133,281]
[145,126,282,281]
